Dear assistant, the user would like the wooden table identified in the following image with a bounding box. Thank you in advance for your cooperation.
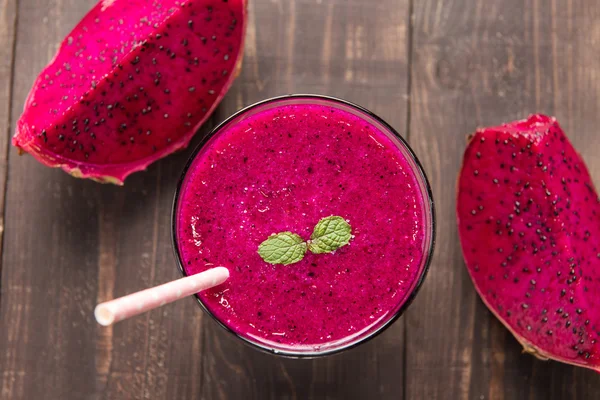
[1,0,599,399]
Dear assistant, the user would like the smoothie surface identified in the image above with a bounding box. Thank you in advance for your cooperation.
[176,102,427,351]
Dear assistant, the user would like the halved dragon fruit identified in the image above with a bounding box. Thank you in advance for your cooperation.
[457,114,600,372]
[13,0,246,184]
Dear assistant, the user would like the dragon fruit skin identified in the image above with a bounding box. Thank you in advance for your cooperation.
[13,0,246,184]
[457,114,600,372]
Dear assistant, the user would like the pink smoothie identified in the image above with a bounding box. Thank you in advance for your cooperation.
[175,99,430,352]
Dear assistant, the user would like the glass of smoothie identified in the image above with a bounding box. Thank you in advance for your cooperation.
[172,95,435,357]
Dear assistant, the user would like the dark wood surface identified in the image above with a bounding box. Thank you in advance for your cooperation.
[1,0,599,399]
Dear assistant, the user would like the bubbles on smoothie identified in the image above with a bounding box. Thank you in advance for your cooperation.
[190,216,203,247]
[219,294,230,309]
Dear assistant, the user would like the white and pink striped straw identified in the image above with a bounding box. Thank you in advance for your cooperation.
[94,266,229,326]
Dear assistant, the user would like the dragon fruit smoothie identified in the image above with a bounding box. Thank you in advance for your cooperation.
[173,96,434,355]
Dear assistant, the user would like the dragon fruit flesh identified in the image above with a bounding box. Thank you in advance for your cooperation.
[457,114,600,372]
[13,0,246,184]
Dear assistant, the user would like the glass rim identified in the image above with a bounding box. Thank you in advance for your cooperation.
[171,94,436,358]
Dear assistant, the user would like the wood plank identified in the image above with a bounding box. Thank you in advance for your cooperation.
[0,0,31,399]
[0,16,16,394]
[0,0,16,298]
[199,0,411,399]
[406,0,600,399]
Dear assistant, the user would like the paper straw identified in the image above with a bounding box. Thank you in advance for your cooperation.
[94,266,229,326]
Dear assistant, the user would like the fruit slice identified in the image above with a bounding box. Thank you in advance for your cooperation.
[457,114,600,372]
[13,0,246,184]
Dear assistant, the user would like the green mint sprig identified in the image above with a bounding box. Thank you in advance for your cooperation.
[257,232,307,265]
[257,216,352,265]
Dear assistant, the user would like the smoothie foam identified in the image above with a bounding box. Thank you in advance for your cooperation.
[175,100,429,352]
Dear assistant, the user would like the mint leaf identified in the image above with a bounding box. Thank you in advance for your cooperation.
[308,216,352,254]
[258,232,307,265]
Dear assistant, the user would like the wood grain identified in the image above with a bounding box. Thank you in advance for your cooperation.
[0,0,17,396]
[3,0,600,399]
[406,0,600,399]
[0,0,16,293]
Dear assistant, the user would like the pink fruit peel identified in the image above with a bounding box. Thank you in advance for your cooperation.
[457,114,600,373]
[13,0,246,184]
